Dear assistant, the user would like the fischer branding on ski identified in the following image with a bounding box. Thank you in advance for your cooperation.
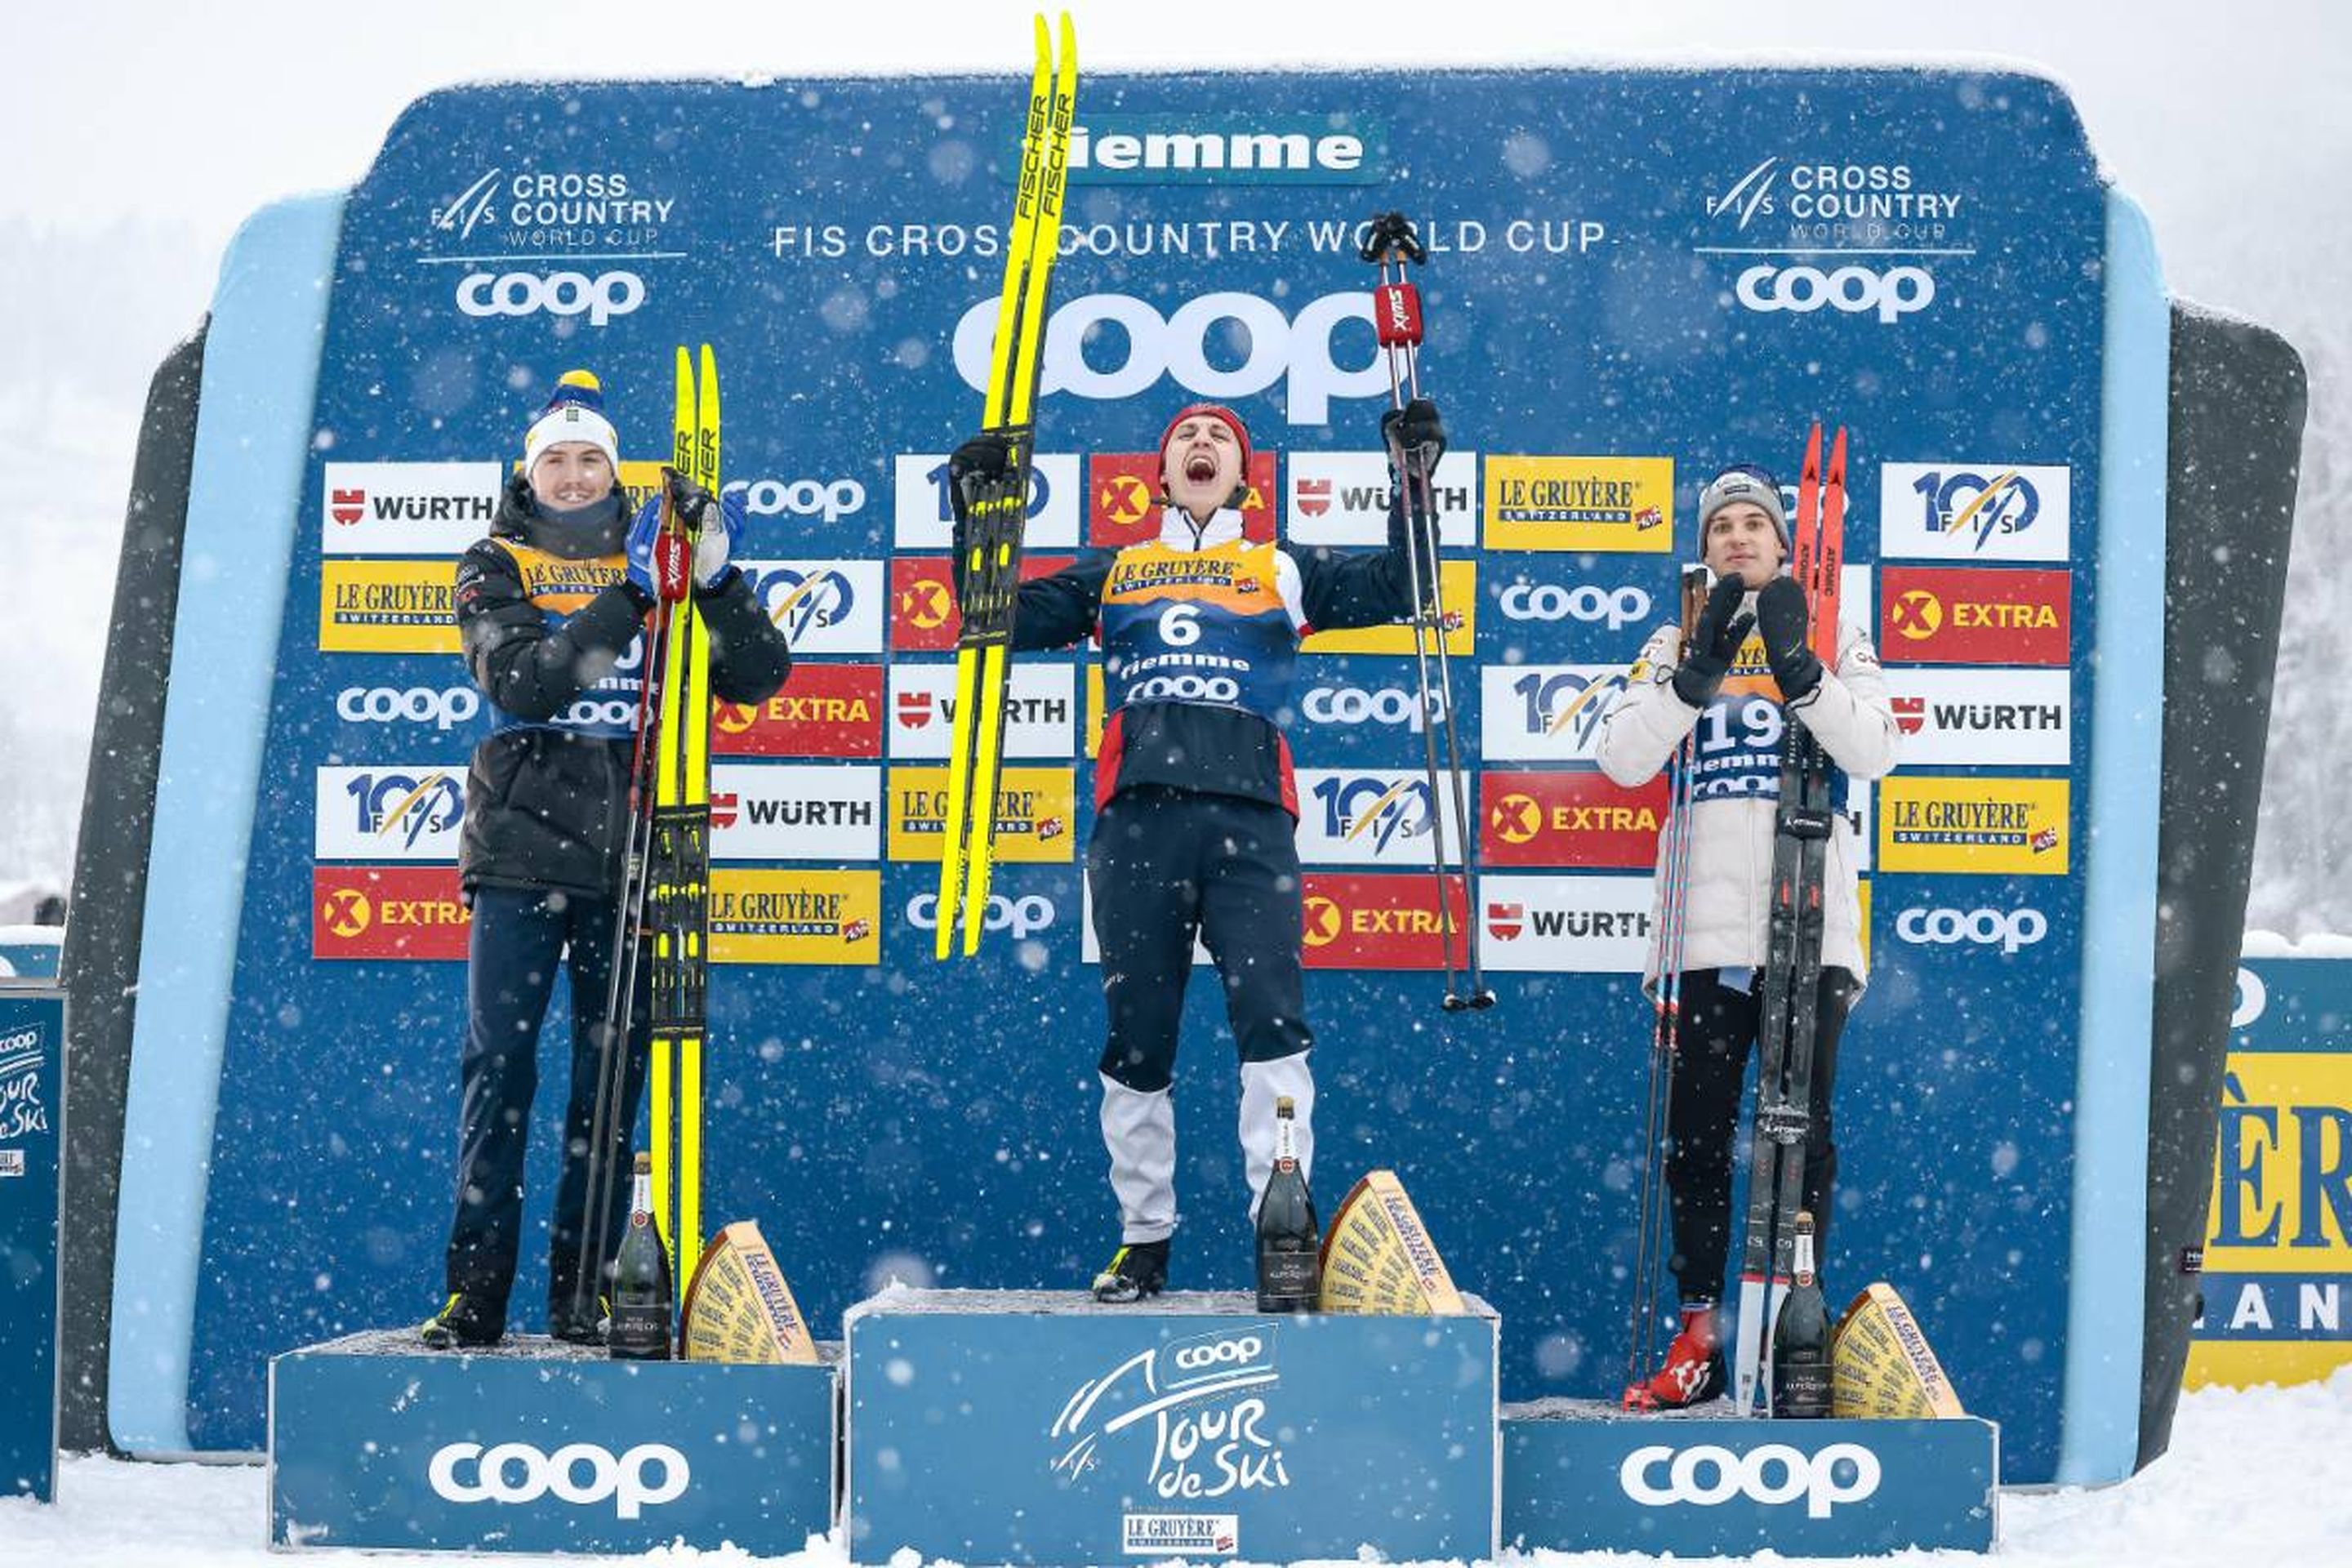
[936,12,1077,960]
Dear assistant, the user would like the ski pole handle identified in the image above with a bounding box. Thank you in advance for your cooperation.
[1358,209,1428,265]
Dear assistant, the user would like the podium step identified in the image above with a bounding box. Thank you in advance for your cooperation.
[844,1288,1499,1566]
[268,1329,836,1554]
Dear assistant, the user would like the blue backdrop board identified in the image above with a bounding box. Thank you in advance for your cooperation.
[0,988,63,1502]
[105,63,2169,1484]
[844,1290,1499,1566]
[269,1333,837,1554]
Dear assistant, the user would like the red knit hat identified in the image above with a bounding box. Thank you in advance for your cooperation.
[1157,403,1253,497]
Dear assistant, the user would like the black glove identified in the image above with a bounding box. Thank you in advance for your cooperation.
[947,432,1018,527]
[1753,576,1823,702]
[1671,574,1755,709]
[1380,397,1446,473]
[662,465,719,531]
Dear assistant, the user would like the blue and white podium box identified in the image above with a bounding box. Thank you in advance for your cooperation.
[1503,1400,1999,1557]
[268,1330,837,1554]
[844,1289,1499,1566]
[0,988,62,1503]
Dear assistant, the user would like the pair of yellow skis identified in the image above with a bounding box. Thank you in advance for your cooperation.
[935,14,1079,960]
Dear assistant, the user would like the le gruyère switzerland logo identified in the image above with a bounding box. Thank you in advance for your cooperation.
[1049,1325,1292,1501]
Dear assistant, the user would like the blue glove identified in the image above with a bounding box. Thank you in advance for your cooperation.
[624,495,667,599]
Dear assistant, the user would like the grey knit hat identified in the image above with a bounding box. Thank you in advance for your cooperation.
[1695,465,1788,546]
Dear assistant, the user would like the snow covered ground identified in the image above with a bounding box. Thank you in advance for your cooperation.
[2,1367,2346,1566]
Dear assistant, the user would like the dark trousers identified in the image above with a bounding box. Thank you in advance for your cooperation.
[445,884,651,1329]
[1088,787,1314,1089]
[1664,965,1859,1304]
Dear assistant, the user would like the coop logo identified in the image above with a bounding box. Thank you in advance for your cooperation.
[724,476,867,523]
[0,1028,49,1140]
[314,768,466,861]
[1301,771,1441,865]
[1121,1513,1239,1557]
[1064,115,1383,185]
[905,892,1058,941]
[335,685,481,732]
[1498,580,1653,630]
[1894,906,2048,955]
[1049,1325,1290,1502]
[1881,463,2071,563]
[1735,262,1934,324]
[427,1440,688,1521]
[953,291,1386,424]
[456,270,646,327]
[1299,684,1445,734]
[1481,665,1627,761]
[1620,1441,1882,1519]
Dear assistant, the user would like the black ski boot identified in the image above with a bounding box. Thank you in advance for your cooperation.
[419,1293,505,1350]
[550,1296,608,1346]
[1090,1240,1169,1304]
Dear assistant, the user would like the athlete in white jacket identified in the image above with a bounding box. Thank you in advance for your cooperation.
[1597,463,1899,1405]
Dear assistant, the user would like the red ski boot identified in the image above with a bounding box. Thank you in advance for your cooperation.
[1637,1302,1726,1409]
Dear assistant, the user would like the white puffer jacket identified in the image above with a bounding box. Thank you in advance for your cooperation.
[1596,601,1899,991]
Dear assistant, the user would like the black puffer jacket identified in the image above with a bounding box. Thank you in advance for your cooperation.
[453,474,792,898]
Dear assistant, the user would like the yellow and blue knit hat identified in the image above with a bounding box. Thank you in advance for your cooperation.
[523,369,620,474]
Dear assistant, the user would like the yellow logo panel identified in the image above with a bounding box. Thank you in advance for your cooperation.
[1484,457,1675,552]
[889,767,1077,862]
[320,560,460,653]
[1085,664,1107,760]
[1878,776,2069,875]
[709,868,880,965]
[1303,560,1476,655]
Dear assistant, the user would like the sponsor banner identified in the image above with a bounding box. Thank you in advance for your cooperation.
[1089,451,1277,546]
[320,561,461,654]
[737,559,886,654]
[902,874,1069,949]
[1878,462,2071,563]
[1123,1512,1241,1557]
[1290,662,1459,760]
[713,664,884,759]
[332,681,483,733]
[893,452,1081,550]
[321,461,503,555]
[888,767,1076,862]
[1477,874,1654,973]
[1085,662,1106,759]
[1301,560,1474,655]
[1295,769,1462,868]
[889,662,1077,760]
[1878,776,2069,875]
[1483,457,1674,552]
[312,866,471,960]
[1481,771,1668,869]
[0,991,60,1502]
[1491,572,1655,635]
[1061,114,1388,185]
[314,766,467,862]
[1299,873,1472,970]
[1480,664,1626,763]
[1285,451,1477,548]
[709,867,881,964]
[1886,893,2051,958]
[723,474,871,528]
[1879,567,2070,666]
[889,555,1076,652]
[1883,667,2071,766]
[709,764,882,861]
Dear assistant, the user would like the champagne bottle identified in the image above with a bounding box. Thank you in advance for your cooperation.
[608,1153,675,1361]
[1769,1210,1833,1418]
[1255,1097,1321,1312]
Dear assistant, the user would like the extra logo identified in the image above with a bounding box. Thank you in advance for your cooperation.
[1894,906,2048,955]
[1296,873,1470,971]
[889,556,1075,652]
[314,768,466,861]
[1496,579,1653,630]
[1089,451,1277,546]
[952,291,1388,424]
[905,892,1058,941]
[1049,1326,1290,1501]
[456,270,646,327]
[1298,771,1450,866]
[714,665,884,760]
[1879,568,2070,666]
[336,685,481,732]
[320,461,502,555]
[313,866,471,961]
[740,559,886,653]
[427,1441,688,1521]
[1879,463,2071,563]
[0,1027,50,1141]
[1481,771,1668,869]
[1620,1441,1882,1518]
[1478,665,1627,762]
[1734,263,1934,324]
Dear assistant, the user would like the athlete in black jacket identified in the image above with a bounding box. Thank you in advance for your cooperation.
[949,398,1444,1302]
[422,371,791,1348]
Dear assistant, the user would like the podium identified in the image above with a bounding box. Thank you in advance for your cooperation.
[843,1289,1499,1566]
[268,1330,837,1554]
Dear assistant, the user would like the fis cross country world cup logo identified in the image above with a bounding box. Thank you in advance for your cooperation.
[314,768,467,861]
[1298,772,1450,866]
[1049,1325,1291,1504]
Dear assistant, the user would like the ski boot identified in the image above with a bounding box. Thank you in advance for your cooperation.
[1090,1240,1169,1304]
[419,1292,505,1350]
[550,1295,609,1347]
[1633,1301,1726,1409]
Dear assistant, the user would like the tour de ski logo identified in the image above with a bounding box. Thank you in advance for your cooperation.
[1048,1325,1293,1503]
[0,1027,49,1141]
